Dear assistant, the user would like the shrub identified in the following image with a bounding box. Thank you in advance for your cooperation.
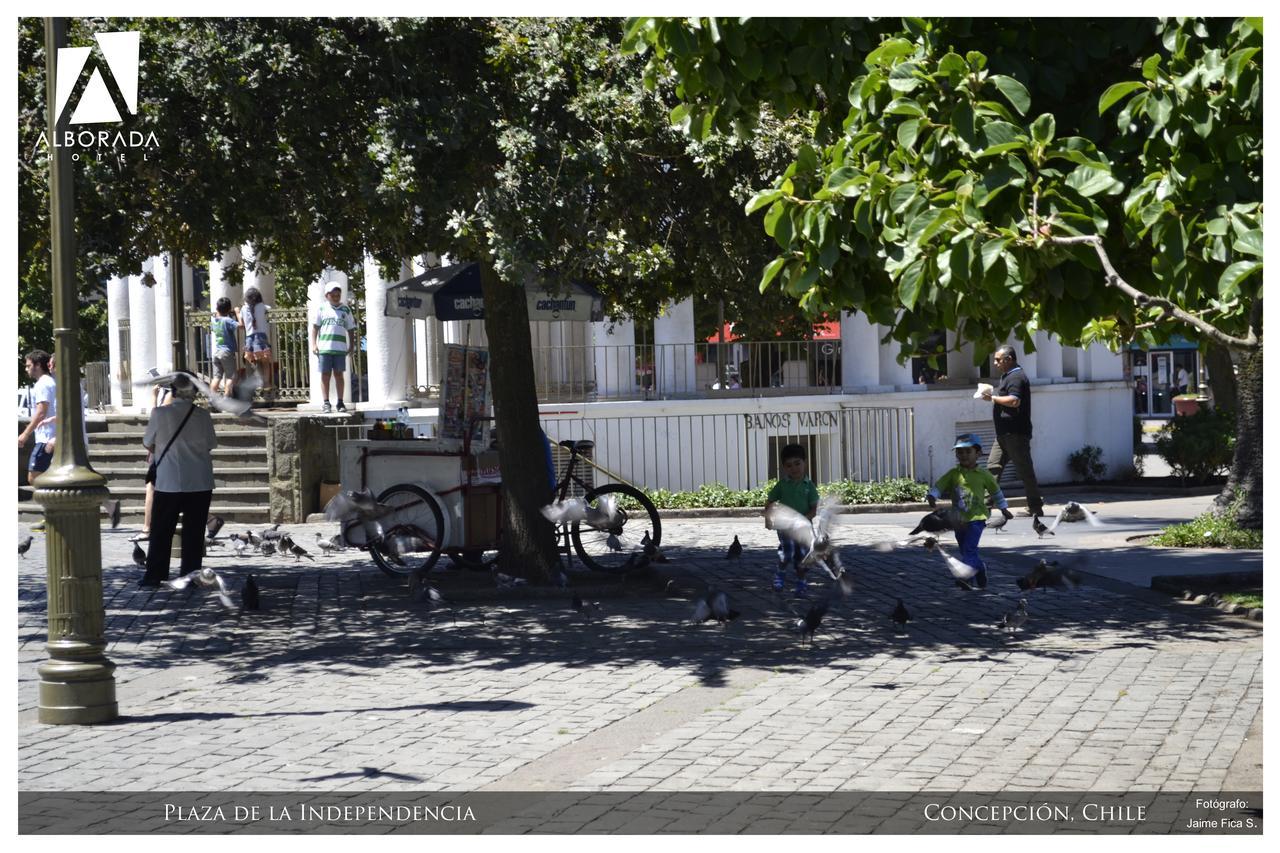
[643,477,928,509]
[1067,445,1107,483]
[1154,407,1235,485]
[1150,500,1263,549]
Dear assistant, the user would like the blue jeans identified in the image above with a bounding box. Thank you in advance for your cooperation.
[954,520,988,585]
[776,532,810,577]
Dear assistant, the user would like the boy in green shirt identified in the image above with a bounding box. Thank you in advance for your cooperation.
[927,433,1013,590]
[765,443,820,597]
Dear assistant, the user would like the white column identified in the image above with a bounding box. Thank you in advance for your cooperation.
[1086,342,1124,380]
[878,329,914,388]
[839,311,880,388]
[127,272,157,412]
[181,259,195,306]
[1061,346,1081,379]
[1006,336,1036,379]
[242,243,277,305]
[653,298,696,397]
[362,254,408,409]
[150,256,176,376]
[946,329,978,383]
[592,317,637,398]
[1035,330,1063,380]
[209,246,243,308]
[106,276,129,410]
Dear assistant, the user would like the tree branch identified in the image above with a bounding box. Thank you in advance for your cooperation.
[1048,235,1259,350]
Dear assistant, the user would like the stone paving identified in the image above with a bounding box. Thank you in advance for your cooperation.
[17,496,1262,801]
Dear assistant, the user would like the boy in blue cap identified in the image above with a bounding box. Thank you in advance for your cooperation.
[927,433,1013,590]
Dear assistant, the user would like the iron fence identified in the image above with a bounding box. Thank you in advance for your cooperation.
[117,319,132,407]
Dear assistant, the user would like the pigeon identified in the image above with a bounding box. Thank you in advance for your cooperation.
[998,599,1030,633]
[1017,558,1085,592]
[690,590,739,627]
[541,495,622,531]
[381,530,434,563]
[132,541,148,569]
[287,541,314,561]
[247,529,263,547]
[571,593,603,623]
[891,598,911,631]
[1032,516,1053,538]
[870,532,939,553]
[409,571,448,607]
[214,592,239,613]
[604,533,623,552]
[323,490,395,546]
[316,532,339,555]
[640,530,668,563]
[932,542,980,581]
[620,551,650,574]
[261,524,284,542]
[766,495,843,577]
[725,535,743,560]
[19,535,33,557]
[232,540,248,558]
[909,506,965,536]
[206,514,225,541]
[789,599,828,646]
[139,369,265,421]
[491,568,528,589]
[242,574,260,610]
[104,499,122,529]
[260,541,277,557]
[1045,501,1103,534]
[985,509,1012,534]
[166,567,230,595]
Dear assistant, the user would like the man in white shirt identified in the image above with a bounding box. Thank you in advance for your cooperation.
[17,349,56,486]
[139,377,219,587]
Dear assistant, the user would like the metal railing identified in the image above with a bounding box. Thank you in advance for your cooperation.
[117,320,132,407]
[84,362,110,408]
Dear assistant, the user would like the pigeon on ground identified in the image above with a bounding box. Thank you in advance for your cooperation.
[640,530,668,563]
[725,535,743,560]
[985,509,1012,534]
[206,514,225,541]
[247,529,263,547]
[261,524,284,542]
[909,506,965,536]
[998,599,1030,633]
[1033,516,1053,538]
[766,494,843,578]
[260,541,277,557]
[315,532,339,555]
[287,541,314,561]
[690,589,740,627]
[132,541,148,569]
[789,599,828,646]
[604,533,623,552]
[891,598,911,631]
[19,535,33,557]
[571,593,603,623]
[242,574,260,611]
[1045,501,1103,534]
[491,568,528,589]
[232,540,248,558]
[1017,558,1086,592]
[104,499,122,529]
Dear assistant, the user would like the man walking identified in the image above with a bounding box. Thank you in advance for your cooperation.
[310,282,357,413]
[982,345,1044,518]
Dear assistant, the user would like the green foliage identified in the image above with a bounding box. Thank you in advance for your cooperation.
[625,18,1262,360]
[1067,445,1107,483]
[1149,499,1262,548]
[1220,592,1262,609]
[643,477,927,508]
[1154,407,1235,484]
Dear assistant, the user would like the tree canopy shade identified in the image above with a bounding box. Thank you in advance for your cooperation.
[624,17,1263,527]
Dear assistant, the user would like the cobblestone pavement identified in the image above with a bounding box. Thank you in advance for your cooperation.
[18,497,1261,798]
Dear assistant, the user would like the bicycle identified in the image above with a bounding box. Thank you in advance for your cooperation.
[358,436,661,578]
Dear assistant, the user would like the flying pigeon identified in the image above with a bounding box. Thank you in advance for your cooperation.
[932,542,980,581]
[1017,558,1086,592]
[725,535,743,560]
[690,589,739,627]
[19,535,33,557]
[766,495,844,578]
[891,598,911,631]
[242,574,261,610]
[323,490,395,547]
[571,593,603,623]
[104,499,122,529]
[1033,516,1053,538]
[998,599,1030,633]
[138,369,266,422]
[909,506,965,536]
[1045,501,1103,534]
[166,567,230,594]
[132,541,148,569]
[541,494,621,531]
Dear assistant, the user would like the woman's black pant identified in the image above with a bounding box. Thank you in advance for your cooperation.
[142,490,213,583]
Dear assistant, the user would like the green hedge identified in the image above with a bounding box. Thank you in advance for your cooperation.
[643,478,929,509]
[1149,501,1263,549]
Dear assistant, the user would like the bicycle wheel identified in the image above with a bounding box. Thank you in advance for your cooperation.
[572,483,662,572]
[368,484,446,578]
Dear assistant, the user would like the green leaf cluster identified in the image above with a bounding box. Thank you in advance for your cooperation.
[643,476,927,509]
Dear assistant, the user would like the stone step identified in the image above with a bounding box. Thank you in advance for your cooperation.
[88,448,268,467]
[88,429,268,447]
[94,465,271,486]
[95,484,270,502]
[18,503,274,524]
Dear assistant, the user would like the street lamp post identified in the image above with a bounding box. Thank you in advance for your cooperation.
[34,16,118,725]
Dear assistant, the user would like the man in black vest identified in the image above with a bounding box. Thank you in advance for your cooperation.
[982,345,1044,518]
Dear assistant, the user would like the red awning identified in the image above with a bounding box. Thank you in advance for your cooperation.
[706,320,841,343]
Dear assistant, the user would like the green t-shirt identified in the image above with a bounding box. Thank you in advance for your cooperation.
[767,476,820,515]
[932,466,1005,522]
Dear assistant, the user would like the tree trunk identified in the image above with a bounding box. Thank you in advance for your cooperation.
[1202,341,1238,416]
[1215,345,1262,529]
[480,263,561,580]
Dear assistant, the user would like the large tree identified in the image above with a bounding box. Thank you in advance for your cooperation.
[624,17,1263,527]
[18,18,808,573]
